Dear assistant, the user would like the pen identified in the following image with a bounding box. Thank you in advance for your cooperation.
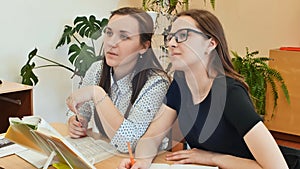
[127,142,135,166]
[75,115,83,128]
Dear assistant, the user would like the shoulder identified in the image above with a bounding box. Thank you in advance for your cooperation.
[82,60,103,86]
[145,70,170,87]
[225,76,248,95]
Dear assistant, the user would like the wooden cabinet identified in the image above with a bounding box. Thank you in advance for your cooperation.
[264,49,300,142]
[0,81,33,133]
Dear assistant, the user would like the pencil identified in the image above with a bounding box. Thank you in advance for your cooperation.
[127,142,135,166]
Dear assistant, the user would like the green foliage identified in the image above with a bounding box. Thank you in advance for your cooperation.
[21,15,108,86]
[204,0,215,9]
[231,47,290,116]
[142,0,215,13]
[142,0,189,14]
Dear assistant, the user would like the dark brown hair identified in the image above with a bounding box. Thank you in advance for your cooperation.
[176,9,248,90]
[99,7,168,118]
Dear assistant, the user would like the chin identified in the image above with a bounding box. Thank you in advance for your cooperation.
[106,60,118,67]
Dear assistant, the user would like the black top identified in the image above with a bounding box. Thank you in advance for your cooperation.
[164,71,262,159]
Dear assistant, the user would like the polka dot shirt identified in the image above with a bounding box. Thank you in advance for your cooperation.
[69,60,170,153]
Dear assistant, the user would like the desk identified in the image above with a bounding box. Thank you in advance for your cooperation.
[0,81,33,133]
[0,123,172,169]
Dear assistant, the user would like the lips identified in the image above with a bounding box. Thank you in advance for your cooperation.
[107,51,117,56]
[170,52,181,57]
[106,51,118,58]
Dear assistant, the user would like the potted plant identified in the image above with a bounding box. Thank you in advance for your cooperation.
[21,15,108,86]
[231,47,290,116]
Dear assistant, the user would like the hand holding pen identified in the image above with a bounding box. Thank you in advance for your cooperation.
[67,112,87,138]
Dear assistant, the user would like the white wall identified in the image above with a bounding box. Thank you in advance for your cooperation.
[0,0,118,123]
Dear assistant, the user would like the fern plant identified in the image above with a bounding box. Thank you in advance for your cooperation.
[231,47,290,116]
[21,15,108,86]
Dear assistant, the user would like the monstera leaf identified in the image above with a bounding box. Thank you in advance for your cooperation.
[56,25,76,49]
[68,43,101,77]
[74,15,108,40]
[20,48,74,86]
[20,49,39,85]
[21,15,108,86]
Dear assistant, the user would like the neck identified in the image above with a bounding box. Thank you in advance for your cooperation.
[184,67,214,104]
[113,61,136,80]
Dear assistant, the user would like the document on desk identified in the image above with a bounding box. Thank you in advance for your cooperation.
[15,149,50,169]
[0,136,26,158]
[4,116,117,169]
[150,163,218,169]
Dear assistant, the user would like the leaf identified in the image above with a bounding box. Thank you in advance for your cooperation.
[210,0,215,9]
[20,62,38,86]
[20,49,39,86]
[56,25,75,49]
[231,48,290,115]
[68,43,100,77]
[74,16,107,40]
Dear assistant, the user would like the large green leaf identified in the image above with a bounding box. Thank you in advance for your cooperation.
[20,62,38,86]
[74,16,108,40]
[20,49,39,86]
[68,43,101,77]
[56,25,75,49]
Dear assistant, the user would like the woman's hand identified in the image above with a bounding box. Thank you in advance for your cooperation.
[118,158,152,169]
[166,148,217,166]
[66,85,100,114]
[67,115,88,138]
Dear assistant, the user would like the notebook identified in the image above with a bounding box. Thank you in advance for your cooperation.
[4,116,117,169]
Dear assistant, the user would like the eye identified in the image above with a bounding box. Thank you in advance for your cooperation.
[119,33,130,40]
[177,31,188,40]
[104,28,113,37]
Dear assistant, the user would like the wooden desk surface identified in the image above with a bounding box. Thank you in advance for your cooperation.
[0,123,172,169]
[0,81,33,94]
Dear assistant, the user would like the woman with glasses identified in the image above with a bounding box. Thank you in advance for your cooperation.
[65,7,170,153]
[118,9,288,169]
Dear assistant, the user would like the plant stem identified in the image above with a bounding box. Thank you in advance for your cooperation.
[36,55,74,72]
[72,35,81,44]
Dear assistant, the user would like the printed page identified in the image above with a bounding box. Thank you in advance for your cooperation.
[15,149,50,168]
[150,163,218,169]
[149,163,171,169]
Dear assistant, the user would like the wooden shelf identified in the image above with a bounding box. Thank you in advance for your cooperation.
[0,81,33,133]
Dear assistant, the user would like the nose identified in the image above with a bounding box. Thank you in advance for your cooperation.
[167,36,177,48]
[105,35,119,47]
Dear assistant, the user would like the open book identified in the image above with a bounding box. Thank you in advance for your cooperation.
[150,163,218,169]
[4,116,116,169]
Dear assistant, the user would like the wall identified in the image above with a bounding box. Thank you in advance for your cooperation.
[0,0,118,123]
[119,0,300,56]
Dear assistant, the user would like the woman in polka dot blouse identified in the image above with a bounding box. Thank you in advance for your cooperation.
[66,7,170,153]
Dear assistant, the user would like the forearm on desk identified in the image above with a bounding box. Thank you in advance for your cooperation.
[212,154,262,169]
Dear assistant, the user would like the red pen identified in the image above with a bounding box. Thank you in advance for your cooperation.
[127,142,135,166]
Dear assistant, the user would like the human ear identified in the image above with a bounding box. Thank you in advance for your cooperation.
[139,40,151,55]
[207,38,218,53]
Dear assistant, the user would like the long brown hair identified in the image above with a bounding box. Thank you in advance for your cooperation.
[176,9,248,90]
[99,7,168,118]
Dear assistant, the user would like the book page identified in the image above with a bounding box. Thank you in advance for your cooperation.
[150,163,218,169]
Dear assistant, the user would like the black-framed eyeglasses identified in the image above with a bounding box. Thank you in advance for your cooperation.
[166,28,210,43]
